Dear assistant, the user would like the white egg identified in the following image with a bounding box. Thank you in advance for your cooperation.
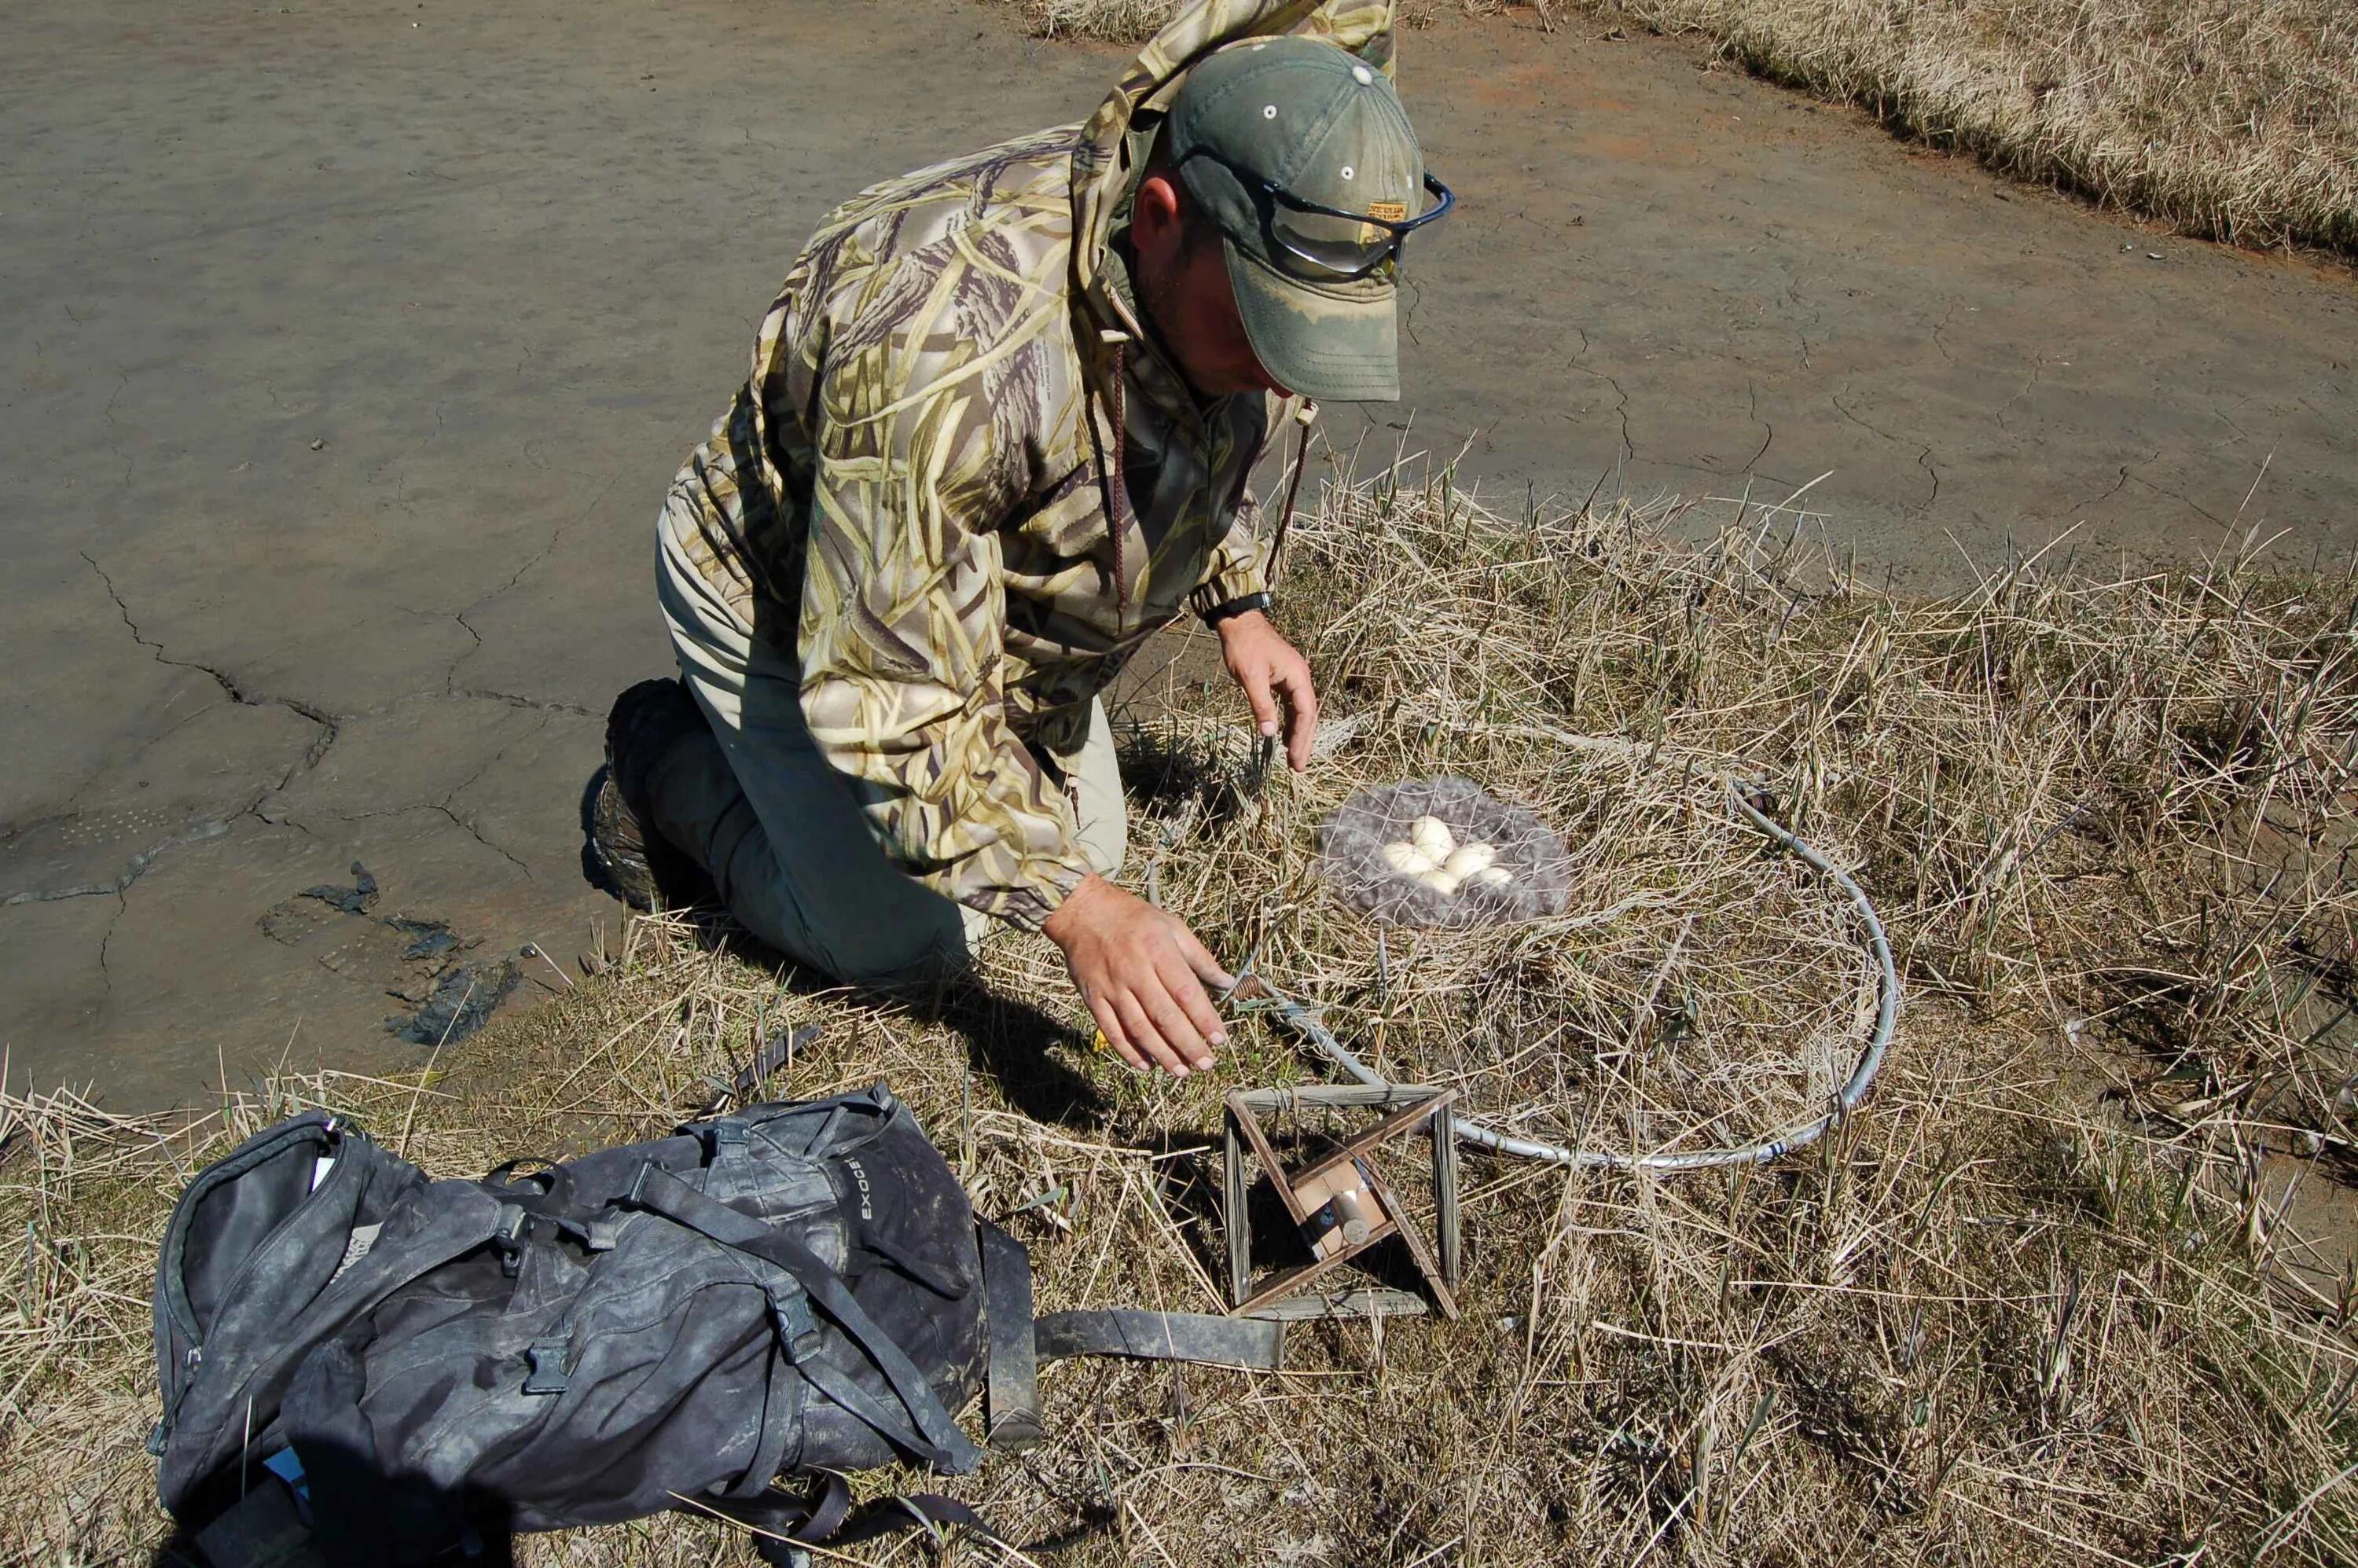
[1409,815,1456,859]
[1380,841,1434,875]
[1442,843,1496,879]
[1472,865,1515,888]
[1416,868,1463,896]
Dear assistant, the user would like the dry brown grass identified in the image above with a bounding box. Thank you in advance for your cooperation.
[8,460,2358,1563]
[1577,0,2358,255]
[1017,0,2358,258]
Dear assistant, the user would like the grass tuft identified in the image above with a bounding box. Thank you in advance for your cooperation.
[1578,0,2358,257]
[6,461,2358,1562]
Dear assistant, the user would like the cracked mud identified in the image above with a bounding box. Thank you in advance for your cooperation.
[6,0,2356,1109]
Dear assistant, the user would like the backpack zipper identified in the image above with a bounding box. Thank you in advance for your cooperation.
[160,1117,347,1353]
[156,1117,350,1449]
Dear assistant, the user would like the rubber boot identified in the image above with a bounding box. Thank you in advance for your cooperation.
[589,678,719,912]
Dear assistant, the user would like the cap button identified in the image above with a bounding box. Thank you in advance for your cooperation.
[1352,64,1372,83]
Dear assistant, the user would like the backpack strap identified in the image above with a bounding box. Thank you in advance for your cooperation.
[975,1220,1288,1455]
[624,1163,985,1475]
[703,1470,855,1562]
[718,1482,996,1568]
[828,1493,995,1548]
[976,1222,1041,1451]
[1035,1309,1286,1370]
[854,1225,971,1300]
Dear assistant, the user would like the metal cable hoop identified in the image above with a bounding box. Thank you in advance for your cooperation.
[1247,752,1901,1173]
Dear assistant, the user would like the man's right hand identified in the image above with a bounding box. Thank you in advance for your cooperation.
[1042,874,1235,1077]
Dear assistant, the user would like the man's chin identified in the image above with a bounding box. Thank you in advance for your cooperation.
[1201,365,1290,398]
[1233,356,1291,397]
[1168,352,1287,399]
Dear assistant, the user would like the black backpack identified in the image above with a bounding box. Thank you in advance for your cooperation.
[151,1082,1280,1566]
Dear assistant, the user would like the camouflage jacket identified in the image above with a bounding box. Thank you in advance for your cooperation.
[661,0,1395,931]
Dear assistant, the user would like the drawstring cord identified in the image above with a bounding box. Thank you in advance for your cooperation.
[1083,334,1131,626]
[1109,343,1128,622]
[1269,400,1317,580]
[1089,343,1313,623]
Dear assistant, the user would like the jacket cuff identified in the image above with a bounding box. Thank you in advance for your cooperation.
[971,854,1093,934]
[1189,568,1270,620]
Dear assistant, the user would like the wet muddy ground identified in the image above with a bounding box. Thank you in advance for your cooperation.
[5,0,2354,1108]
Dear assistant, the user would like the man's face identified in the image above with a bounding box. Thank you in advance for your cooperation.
[1132,171,1291,399]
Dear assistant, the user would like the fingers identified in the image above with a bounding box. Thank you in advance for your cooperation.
[1082,990,1148,1074]
[1111,990,1196,1077]
[1055,884,1234,1079]
[1137,979,1214,1074]
[1272,652,1320,771]
[1090,949,1227,1078]
[1173,923,1237,994]
[1237,659,1281,740]
[1128,924,1227,1073]
[1155,949,1228,1062]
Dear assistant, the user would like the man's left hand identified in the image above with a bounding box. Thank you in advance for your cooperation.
[1216,609,1318,772]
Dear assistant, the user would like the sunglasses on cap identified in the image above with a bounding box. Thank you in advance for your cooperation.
[1177,146,1455,282]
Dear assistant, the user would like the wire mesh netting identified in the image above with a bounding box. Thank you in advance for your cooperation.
[1313,776,1571,927]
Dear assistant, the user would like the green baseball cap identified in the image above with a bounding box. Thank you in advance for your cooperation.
[1167,36,1438,403]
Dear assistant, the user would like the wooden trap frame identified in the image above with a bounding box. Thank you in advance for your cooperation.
[1221,1084,1462,1320]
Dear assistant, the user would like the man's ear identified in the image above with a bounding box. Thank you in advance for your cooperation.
[1131,171,1185,260]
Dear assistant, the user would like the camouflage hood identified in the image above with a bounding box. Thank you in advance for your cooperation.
[1069,0,1398,329]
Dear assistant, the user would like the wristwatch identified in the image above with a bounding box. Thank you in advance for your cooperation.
[1203,592,1273,627]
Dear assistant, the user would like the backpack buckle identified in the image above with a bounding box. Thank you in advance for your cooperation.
[493,1203,531,1278]
[766,1283,821,1362]
[545,1214,620,1253]
[699,1118,753,1182]
[522,1337,571,1396]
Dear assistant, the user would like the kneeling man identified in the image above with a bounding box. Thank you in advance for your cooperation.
[591,0,1449,1078]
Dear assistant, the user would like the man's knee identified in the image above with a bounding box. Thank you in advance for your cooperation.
[809,902,973,991]
[709,829,972,990]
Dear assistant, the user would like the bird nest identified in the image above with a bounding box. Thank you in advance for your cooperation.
[1313,776,1572,927]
